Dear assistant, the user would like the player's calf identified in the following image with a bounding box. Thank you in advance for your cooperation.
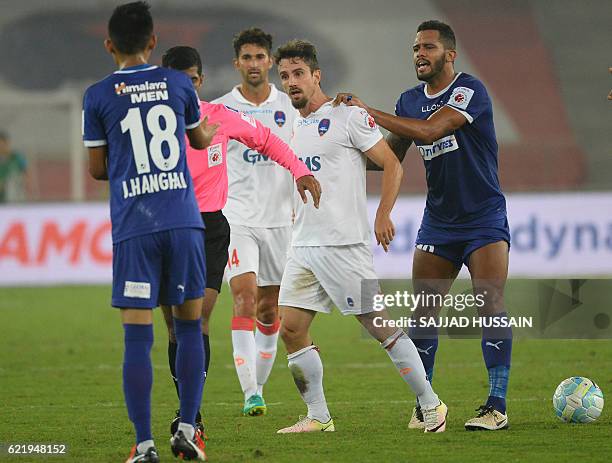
[359,316,447,432]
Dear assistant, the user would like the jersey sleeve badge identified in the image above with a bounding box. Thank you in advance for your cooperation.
[360,109,377,130]
[207,143,223,167]
[447,86,475,110]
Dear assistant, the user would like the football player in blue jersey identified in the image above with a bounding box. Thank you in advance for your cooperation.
[83,2,217,461]
[335,20,512,431]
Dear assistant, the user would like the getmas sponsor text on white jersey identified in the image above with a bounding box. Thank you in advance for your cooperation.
[290,102,382,246]
[212,84,297,227]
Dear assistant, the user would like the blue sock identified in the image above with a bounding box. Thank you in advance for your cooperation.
[123,324,154,444]
[481,312,512,413]
[173,318,205,427]
[408,325,438,383]
[168,340,180,398]
[203,333,210,379]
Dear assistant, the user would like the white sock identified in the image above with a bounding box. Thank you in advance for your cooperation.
[255,319,280,396]
[177,422,195,440]
[382,329,439,409]
[136,439,154,453]
[287,345,331,423]
[231,317,257,399]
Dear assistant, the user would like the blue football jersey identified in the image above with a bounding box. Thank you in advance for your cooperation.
[395,72,506,227]
[83,64,203,243]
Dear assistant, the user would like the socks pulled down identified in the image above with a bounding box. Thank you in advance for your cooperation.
[173,317,205,427]
[287,345,331,423]
[408,324,439,383]
[481,312,512,413]
[382,329,439,409]
[255,318,280,396]
[123,323,154,444]
[231,316,257,399]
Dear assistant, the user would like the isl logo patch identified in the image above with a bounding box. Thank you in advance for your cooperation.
[274,110,286,127]
[207,143,223,167]
[318,118,331,136]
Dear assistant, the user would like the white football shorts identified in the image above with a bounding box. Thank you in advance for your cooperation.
[278,244,380,316]
[225,224,291,286]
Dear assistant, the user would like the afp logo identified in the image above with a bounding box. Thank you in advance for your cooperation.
[274,110,286,127]
[318,118,331,136]
[243,149,270,165]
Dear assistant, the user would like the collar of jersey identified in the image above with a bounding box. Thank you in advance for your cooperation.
[230,83,278,106]
[299,100,333,119]
[423,72,462,99]
[114,64,158,74]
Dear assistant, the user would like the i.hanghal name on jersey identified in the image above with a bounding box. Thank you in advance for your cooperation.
[122,172,188,199]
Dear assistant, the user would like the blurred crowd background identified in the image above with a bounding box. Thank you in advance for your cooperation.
[0,0,609,202]
[0,0,610,282]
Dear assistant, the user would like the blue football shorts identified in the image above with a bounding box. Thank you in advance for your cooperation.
[415,217,510,269]
[112,227,206,309]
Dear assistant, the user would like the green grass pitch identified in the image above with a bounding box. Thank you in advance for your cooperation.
[1,285,611,462]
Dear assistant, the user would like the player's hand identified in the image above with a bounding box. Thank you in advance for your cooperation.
[333,92,369,111]
[296,175,322,209]
[374,211,395,252]
[200,116,220,148]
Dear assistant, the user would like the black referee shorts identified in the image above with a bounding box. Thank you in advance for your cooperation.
[201,211,230,293]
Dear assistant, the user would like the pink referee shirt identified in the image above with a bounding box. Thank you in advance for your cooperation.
[187,101,311,213]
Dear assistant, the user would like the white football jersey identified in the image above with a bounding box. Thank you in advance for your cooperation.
[290,101,383,246]
[212,84,297,227]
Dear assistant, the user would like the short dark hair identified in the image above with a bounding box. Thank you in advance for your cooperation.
[274,40,319,72]
[417,20,456,50]
[0,131,8,142]
[233,28,273,58]
[162,46,202,75]
[108,1,154,55]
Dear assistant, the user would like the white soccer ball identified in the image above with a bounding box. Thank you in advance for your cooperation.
[553,376,604,423]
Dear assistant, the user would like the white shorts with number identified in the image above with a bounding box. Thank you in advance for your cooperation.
[278,244,379,316]
[225,224,291,286]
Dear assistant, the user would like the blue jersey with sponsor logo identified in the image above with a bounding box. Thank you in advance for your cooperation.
[395,72,506,227]
[83,64,203,243]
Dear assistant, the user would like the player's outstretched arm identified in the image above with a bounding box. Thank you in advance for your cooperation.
[186,116,219,150]
[88,146,109,180]
[363,139,403,252]
[335,92,466,144]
